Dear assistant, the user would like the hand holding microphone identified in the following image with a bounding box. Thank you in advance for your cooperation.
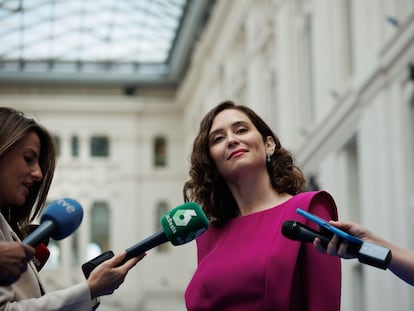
[0,198,82,285]
[87,251,145,299]
[282,220,360,254]
[82,202,209,278]
[282,220,392,269]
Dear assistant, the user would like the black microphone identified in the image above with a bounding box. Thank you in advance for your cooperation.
[282,220,391,269]
[82,202,209,278]
[22,198,83,247]
[282,220,334,248]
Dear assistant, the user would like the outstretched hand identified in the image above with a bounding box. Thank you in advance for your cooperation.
[87,251,146,299]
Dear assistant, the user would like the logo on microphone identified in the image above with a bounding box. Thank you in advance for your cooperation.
[173,209,197,226]
[57,198,76,214]
[161,203,208,245]
[164,209,197,234]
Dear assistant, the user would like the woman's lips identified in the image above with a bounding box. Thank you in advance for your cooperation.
[22,183,32,195]
[228,149,247,160]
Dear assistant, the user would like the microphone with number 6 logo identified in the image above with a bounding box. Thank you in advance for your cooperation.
[82,202,209,278]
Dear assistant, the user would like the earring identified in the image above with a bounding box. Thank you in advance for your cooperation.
[267,154,271,162]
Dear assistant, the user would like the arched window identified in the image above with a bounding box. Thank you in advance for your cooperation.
[89,202,110,256]
[71,135,79,157]
[53,135,61,157]
[155,201,169,252]
[71,231,79,266]
[153,136,167,167]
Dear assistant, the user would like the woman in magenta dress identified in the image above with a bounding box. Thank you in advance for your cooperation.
[183,101,341,311]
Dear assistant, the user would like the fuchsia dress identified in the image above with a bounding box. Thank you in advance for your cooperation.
[185,191,341,311]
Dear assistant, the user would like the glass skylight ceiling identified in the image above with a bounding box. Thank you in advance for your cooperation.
[0,0,211,86]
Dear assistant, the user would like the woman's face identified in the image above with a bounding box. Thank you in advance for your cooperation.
[0,131,43,208]
[208,109,275,180]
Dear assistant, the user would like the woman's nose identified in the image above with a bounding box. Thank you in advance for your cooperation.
[32,163,43,181]
[226,133,239,147]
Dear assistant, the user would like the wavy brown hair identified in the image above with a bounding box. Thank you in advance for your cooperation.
[0,107,56,239]
[183,101,305,227]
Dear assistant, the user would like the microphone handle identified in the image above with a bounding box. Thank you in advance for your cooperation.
[124,229,167,261]
[22,221,55,247]
[299,227,331,245]
[82,229,168,278]
[297,225,360,255]
[315,228,361,255]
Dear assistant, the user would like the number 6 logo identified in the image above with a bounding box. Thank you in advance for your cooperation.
[173,209,197,226]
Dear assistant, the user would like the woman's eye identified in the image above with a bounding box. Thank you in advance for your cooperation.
[212,136,224,144]
[24,155,35,164]
[236,127,248,134]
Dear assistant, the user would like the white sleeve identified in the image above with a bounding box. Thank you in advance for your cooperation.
[0,282,94,311]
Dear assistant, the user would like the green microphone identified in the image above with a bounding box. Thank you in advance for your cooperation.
[82,202,208,278]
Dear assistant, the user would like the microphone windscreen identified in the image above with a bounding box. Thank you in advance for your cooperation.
[282,220,303,241]
[40,198,83,240]
[160,202,208,245]
[32,243,50,271]
[282,220,331,244]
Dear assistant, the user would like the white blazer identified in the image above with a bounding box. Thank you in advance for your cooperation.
[0,213,94,311]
